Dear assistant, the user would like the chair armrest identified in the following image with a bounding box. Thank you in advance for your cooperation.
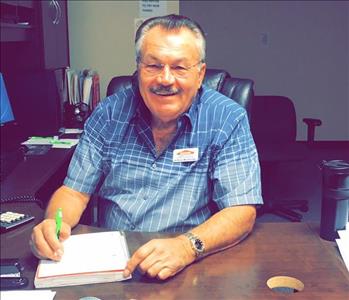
[303,118,322,127]
[302,118,322,142]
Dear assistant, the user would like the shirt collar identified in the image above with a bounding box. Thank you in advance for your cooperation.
[131,87,151,123]
[181,87,203,130]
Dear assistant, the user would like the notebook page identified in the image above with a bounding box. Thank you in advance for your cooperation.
[37,231,128,277]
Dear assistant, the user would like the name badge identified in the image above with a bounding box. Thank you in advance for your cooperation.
[173,148,199,163]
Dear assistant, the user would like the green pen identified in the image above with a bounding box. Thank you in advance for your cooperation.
[55,208,63,239]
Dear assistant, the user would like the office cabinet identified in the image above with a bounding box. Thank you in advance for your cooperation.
[0,0,35,42]
[0,0,69,69]
[0,0,69,141]
[38,0,69,69]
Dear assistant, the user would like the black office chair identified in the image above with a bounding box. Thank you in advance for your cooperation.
[251,95,322,222]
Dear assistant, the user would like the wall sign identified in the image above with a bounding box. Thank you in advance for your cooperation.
[139,0,167,18]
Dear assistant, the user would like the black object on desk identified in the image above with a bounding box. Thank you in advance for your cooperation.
[1,148,74,208]
[0,145,52,183]
[0,258,24,275]
[319,160,349,241]
[0,147,25,183]
[0,258,28,290]
[23,145,51,156]
[0,277,29,289]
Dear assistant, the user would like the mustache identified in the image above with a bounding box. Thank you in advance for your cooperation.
[149,85,181,96]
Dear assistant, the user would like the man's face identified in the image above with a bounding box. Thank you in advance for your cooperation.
[138,26,206,125]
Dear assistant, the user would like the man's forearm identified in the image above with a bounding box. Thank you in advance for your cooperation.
[184,205,256,257]
[123,204,256,280]
[45,185,90,228]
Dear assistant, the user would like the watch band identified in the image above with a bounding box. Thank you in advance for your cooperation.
[184,232,205,258]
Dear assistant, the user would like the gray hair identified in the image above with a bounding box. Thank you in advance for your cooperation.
[135,14,206,63]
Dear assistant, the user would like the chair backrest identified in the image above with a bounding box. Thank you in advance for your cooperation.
[106,69,254,118]
[251,96,297,145]
[201,69,254,115]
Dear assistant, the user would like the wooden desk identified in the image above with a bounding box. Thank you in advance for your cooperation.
[1,204,348,299]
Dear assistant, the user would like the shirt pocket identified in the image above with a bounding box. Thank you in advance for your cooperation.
[104,142,152,188]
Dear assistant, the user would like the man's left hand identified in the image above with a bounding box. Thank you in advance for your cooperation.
[123,236,196,280]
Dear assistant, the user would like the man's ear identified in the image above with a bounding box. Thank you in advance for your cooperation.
[198,63,207,88]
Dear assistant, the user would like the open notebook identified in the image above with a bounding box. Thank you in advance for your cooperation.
[34,231,131,288]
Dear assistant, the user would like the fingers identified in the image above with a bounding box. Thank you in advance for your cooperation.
[139,248,183,280]
[123,238,189,280]
[32,219,61,261]
[123,242,155,277]
[29,238,46,260]
[30,219,71,261]
[58,223,71,242]
[138,250,161,276]
[157,268,173,280]
[144,260,166,278]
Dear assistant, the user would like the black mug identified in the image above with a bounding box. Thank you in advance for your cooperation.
[319,160,349,241]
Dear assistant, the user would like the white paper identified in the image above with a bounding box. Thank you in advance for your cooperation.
[336,222,349,273]
[0,290,56,300]
[337,223,349,240]
[61,128,83,134]
[37,231,129,278]
[139,0,167,18]
[336,239,349,272]
[82,75,93,105]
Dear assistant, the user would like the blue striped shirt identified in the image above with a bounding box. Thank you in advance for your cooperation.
[64,84,263,232]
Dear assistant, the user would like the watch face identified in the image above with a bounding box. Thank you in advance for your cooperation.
[194,239,204,251]
[185,232,205,256]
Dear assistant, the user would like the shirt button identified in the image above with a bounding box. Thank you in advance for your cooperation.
[152,163,157,170]
[130,225,136,230]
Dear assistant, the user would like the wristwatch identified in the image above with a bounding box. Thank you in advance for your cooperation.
[184,232,205,258]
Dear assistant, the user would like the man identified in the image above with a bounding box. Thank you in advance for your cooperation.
[30,14,263,280]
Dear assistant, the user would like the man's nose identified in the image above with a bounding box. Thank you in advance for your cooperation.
[157,65,175,85]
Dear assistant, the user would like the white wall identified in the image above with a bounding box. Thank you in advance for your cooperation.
[68,1,348,140]
[181,1,349,141]
[68,1,179,99]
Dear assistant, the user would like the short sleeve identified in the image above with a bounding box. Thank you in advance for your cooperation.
[63,104,107,194]
[211,112,263,209]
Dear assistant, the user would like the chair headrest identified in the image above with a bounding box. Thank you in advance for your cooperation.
[106,75,135,97]
[203,69,231,91]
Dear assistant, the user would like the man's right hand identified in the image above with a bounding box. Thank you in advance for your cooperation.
[30,219,71,261]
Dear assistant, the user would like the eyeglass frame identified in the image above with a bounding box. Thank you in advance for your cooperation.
[137,60,204,78]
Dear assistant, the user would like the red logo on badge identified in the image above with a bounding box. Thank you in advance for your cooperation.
[177,150,194,156]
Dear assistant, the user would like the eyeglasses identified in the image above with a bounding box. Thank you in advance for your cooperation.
[139,61,202,78]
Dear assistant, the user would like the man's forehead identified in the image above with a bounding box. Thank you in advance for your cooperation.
[142,26,200,60]
[144,26,196,42]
